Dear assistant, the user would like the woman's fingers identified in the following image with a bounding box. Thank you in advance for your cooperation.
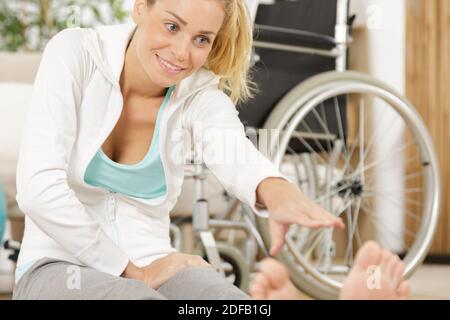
[294,188,345,229]
[269,220,289,256]
[273,204,344,230]
[292,201,345,229]
[269,216,332,256]
[312,203,345,228]
[275,208,334,230]
[302,201,340,222]
[267,190,347,256]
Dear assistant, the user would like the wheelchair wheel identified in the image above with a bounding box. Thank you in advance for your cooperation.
[256,71,441,299]
[196,242,250,293]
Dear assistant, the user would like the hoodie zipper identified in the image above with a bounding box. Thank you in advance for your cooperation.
[107,191,120,246]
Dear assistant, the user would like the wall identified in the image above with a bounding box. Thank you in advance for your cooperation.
[406,0,450,255]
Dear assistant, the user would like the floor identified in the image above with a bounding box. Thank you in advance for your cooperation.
[408,264,450,299]
[1,263,449,300]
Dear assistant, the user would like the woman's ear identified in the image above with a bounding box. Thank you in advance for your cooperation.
[132,0,148,24]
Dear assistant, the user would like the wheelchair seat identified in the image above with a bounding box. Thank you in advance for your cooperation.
[238,0,344,129]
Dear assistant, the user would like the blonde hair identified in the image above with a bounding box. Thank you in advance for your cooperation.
[146,0,257,105]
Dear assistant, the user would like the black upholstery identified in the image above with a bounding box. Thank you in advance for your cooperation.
[237,0,349,153]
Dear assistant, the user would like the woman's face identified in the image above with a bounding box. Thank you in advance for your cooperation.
[132,0,226,88]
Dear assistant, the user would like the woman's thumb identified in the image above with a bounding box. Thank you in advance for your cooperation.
[269,219,288,256]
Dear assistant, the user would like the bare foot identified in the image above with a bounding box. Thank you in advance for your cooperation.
[249,258,303,300]
[340,241,410,300]
[250,241,410,300]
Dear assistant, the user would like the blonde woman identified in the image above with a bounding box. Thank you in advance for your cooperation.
[13,0,344,300]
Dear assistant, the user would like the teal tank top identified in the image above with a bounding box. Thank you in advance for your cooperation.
[84,86,175,199]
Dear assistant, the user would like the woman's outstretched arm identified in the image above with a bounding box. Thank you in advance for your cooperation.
[185,89,344,256]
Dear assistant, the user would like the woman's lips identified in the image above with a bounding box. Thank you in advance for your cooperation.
[156,54,185,75]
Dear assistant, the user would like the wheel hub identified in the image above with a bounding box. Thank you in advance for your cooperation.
[336,178,364,197]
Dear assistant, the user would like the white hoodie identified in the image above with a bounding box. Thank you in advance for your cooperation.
[15,23,286,276]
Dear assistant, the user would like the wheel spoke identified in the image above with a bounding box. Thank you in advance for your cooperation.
[319,103,333,153]
[348,140,416,180]
[299,121,330,157]
[344,198,362,265]
[312,183,351,205]
[364,190,424,208]
[363,154,422,187]
[358,97,365,183]
[361,202,415,240]
[362,190,422,223]
[333,96,347,153]
[361,101,394,163]
[288,138,328,167]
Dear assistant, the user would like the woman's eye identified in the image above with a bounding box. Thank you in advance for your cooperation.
[165,23,178,32]
[196,36,210,45]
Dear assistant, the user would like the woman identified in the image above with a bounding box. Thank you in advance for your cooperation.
[13,0,343,299]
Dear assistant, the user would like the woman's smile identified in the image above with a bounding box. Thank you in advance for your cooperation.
[156,54,186,75]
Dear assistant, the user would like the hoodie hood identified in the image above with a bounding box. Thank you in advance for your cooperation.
[83,22,220,104]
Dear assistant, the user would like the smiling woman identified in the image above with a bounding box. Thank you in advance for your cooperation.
[130,0,256,104]
[13,0,343,300]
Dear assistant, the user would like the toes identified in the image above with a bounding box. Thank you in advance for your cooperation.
[391,259,406,288]
[252,272,270,289]
[386,254,399,278]
[259,258,288,277]
[249,273,270,300]
[381,251,403,284]
[396,281,410,300]
[259,258,290,287]
[353,241,382,271]
[249,282,268,300]
[379,249,392,270]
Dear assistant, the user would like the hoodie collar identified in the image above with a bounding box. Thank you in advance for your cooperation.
[84,22,220,103]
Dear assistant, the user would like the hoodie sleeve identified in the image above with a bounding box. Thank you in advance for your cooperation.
[15,28,130,275]
[185,89,292,218]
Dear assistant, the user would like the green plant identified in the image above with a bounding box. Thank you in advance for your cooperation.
[0,0,129,52]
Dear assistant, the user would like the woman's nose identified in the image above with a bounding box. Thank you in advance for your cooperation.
[171,36,190,63]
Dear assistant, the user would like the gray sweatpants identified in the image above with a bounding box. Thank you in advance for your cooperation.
[12,258,250,300]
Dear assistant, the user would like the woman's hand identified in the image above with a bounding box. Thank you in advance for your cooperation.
[122,253,211,289]
[256,177,345,256]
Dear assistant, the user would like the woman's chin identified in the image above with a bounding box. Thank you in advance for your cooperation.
[146,64,194,88]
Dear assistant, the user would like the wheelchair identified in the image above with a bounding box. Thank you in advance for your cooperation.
[172,0,441,299]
